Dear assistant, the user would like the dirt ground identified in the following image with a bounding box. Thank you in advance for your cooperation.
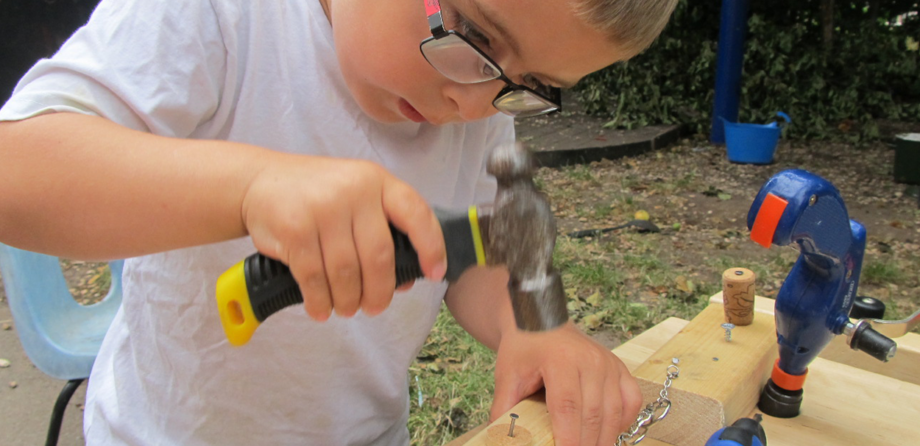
[523,97,920,335]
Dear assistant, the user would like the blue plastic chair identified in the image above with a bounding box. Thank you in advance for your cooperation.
[0,243,122,446]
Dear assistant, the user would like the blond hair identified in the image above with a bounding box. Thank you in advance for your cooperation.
[572,0,679,57]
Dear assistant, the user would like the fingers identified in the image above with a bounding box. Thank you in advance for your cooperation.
[597,369,622,445]
[617,362,642,433]
[544,366,583,446]
[381,178,446,282]
[352,206,396,316]
[285,222,334,322]
[316,216,362,317]
[579,363,606,446]
[243,157,439,321]
[490,367,523,422]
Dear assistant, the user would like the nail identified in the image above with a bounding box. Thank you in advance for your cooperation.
[508,413,519,437]
[721,323,735,342]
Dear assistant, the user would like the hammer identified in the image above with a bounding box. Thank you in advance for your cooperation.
[216,144,569,346]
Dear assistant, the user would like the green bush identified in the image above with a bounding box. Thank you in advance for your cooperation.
[577,0,920,141]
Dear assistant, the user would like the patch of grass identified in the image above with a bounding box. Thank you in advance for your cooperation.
[620,175,640,190]
[616,194,638,212]
[563,165,597,183]
[533,176,546,191]
[594,203,615,219]
[862,259,905,285]
[409,308,495,446]
[675,171,699,189]
[567,261,623,292]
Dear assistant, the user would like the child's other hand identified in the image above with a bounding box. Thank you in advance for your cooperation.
[240,154,446,320]
[489,323,642,446]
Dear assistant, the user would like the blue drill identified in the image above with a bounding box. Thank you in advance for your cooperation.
[705,415,767,446]
[747,169,896,418]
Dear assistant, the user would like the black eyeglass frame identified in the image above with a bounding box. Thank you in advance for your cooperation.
[419,2,562,117]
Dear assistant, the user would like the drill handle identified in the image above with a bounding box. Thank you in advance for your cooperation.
[847,320,897,362]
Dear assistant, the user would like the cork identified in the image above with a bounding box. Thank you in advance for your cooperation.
[722,268,756,325]
[485,424,533,446]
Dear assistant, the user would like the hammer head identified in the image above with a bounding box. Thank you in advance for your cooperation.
[485,143,568,332]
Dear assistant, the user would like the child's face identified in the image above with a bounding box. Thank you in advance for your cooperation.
[325,0,626,125]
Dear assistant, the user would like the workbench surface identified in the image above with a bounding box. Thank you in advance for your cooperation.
[448,297,920,446]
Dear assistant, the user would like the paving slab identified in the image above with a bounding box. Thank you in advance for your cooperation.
[0,281,86,446]
[515,91,682,167]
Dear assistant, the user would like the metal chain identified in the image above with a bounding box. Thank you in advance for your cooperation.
[615,358,680,446]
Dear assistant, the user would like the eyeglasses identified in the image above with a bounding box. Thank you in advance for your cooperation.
[419,0,562,118]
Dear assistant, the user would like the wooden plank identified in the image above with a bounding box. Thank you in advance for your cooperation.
[447,320,688,446]
[447,392,672,446]
[631,303,778,446]
[709,293,920,385]
[452,296,920,445]
[818,334,920,385]
[750,355,920,445]
[616,317,689,371]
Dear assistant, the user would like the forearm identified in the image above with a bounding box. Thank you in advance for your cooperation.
[444,266,518,351]
[0,113,269,259]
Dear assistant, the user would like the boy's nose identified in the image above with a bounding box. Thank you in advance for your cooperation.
[443,80,505,121]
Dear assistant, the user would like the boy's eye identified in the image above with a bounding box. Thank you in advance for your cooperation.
[454,13,491,48]
[522,74,550,92]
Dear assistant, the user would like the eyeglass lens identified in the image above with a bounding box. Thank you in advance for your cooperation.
[421,34,500,84]
[493,90,557,117]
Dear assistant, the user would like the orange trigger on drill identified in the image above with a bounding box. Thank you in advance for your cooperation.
[751,193,788,248]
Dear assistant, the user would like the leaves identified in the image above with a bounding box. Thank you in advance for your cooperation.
[575,0,920,142]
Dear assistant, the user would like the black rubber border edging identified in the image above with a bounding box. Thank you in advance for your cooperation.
[532,125,683,168]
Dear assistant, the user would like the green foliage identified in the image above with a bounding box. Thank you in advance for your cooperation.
[576,0,920,141]
[862,259,906,285]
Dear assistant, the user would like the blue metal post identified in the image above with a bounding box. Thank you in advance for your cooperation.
[710,0,750,144]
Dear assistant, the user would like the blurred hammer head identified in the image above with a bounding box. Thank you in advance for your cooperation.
[486,143,569,331]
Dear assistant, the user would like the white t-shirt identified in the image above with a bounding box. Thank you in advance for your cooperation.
[0,1,513,444]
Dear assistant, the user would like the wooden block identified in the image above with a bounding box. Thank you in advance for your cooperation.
[632,303,778,446]
[446,392,673,446]
[709,293,920,385]
[485,424,532,446]
[450,395,551,446]
[616,318,690,371]
[818,333,920,385]
[749,355,920,445]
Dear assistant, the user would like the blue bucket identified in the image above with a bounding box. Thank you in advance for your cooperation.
[723,112,791,164]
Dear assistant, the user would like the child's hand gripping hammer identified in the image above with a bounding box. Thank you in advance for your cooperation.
[215,144,569,346]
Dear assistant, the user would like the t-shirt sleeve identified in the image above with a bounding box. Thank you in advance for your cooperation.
[472,114,515,204]
[0,0,227,138]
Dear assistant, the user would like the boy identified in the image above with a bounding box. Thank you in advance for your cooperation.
[0,0,677,445]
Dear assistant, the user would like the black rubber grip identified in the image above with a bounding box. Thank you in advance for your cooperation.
[244,224,428,322]
[245,253,302,322]
[850,323,897,362]
[392,225,424,286]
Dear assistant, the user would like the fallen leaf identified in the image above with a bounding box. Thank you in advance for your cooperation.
[676,276,691,293]
[586,291,602,307]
